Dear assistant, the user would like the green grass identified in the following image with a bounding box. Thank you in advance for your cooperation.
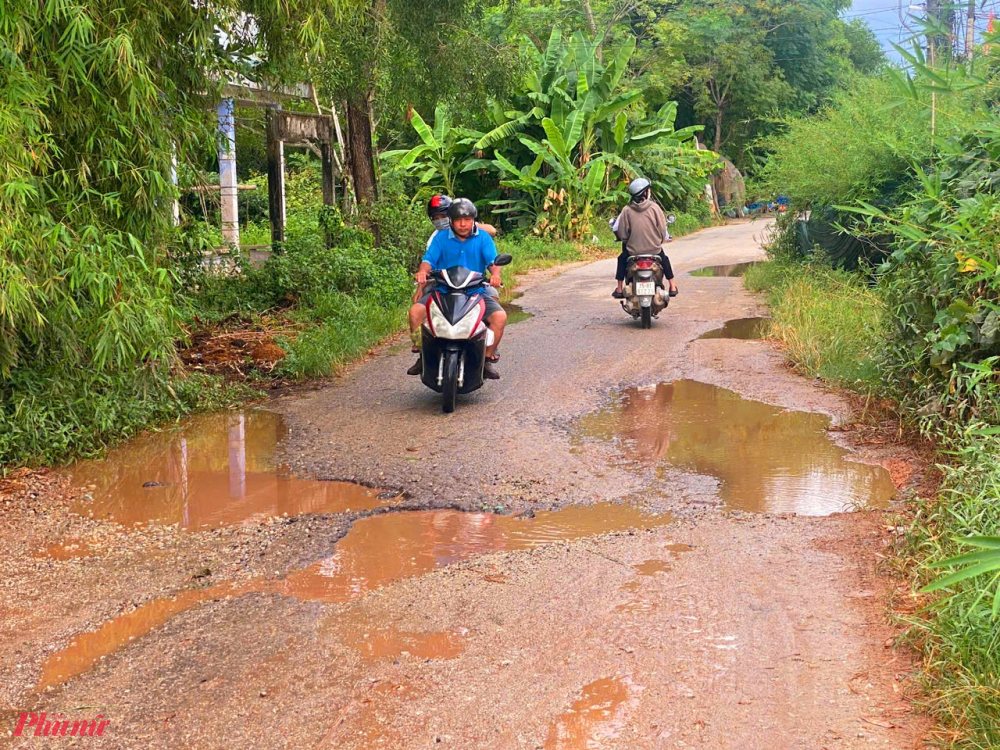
[743,260,886,391]
[899,436,1000,748]
[0,371,258,467]
[278,292,412,378]
[745,257,1000,748]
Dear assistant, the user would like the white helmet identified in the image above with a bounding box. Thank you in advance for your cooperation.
[629,178,651,202]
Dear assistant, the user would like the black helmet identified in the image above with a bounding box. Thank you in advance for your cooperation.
[448,197,478,221]
[629,177,651,203]
[427,194,452,218]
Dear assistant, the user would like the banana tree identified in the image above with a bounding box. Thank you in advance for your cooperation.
[492,116,608,240]
[467,26,714,234]
[381,105,481,198]
[475,28,640,167]
[597,101,717,202]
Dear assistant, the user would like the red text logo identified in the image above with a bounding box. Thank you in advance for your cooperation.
[13,713,110,738]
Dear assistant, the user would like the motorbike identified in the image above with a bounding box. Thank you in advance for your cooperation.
[619,213,677,329]
[420,253,513,413]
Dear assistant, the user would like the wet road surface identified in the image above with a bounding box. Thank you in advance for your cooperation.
[3,220,927,748]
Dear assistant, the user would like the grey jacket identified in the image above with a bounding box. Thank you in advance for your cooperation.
[614,200,668,255]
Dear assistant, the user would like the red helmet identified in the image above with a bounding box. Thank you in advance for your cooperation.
[427,195,453,218]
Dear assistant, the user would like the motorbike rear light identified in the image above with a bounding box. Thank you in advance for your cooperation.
[636,260,654,270]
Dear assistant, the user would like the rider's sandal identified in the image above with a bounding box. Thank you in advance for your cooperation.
[612,290,626,299]
[669,289,679,298]
[487,353,501,364]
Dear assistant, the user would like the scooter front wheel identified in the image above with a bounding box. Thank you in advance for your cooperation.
[442,351,460,413]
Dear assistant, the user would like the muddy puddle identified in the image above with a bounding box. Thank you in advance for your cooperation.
[502,294,533,325]
[573,380,896,516]
[634,560,671,576]
[66,410,395,529]
[40,504,668,691]
[699,317,771,341]
[544,677,639,749]
[690,262,759,277]
[275,504,669,603]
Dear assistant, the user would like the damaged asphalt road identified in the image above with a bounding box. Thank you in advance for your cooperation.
[3,220,930,748]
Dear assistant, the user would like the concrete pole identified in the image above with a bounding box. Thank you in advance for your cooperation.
[217,98,240,249]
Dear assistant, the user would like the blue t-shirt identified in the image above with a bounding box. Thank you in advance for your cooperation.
[422,228,498,288]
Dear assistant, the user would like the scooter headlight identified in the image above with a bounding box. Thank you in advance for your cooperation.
[428,299,484,340]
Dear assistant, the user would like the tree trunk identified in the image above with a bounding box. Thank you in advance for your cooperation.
[582,0,597,36]
[346,94,378,207]
[713,109,724,152]
[926,0,939,59]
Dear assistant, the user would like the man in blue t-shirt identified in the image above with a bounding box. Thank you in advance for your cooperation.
[407,199,506,380]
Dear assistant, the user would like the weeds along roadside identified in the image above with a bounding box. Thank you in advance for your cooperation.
[745,235,1000,748]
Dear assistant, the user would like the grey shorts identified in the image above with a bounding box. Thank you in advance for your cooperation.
[482,293,503,319]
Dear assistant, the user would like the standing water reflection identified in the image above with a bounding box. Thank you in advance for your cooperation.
[574,380,896,515]
[67,411,394,529]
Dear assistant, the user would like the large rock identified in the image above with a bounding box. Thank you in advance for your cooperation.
[713,157,746,215]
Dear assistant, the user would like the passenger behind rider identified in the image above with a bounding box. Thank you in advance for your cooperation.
[410,195,500,355]
[425,194,498,247]
[407,198,506,380]
[611,178,679,300]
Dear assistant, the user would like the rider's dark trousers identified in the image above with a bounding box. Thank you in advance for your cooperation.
[616,247,674,282]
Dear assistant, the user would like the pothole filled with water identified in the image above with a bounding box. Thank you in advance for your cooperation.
[275,504,670,603]
[690,262,759,277]
[572,380,896,516]
[66,410,395,529]
[39,503,669,690]
[699,317,771,341]
[544,677,639,749]
[502,293,534,325]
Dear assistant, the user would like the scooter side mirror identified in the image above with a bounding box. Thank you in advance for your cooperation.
[666,214,677,224]
[494,254,513,267]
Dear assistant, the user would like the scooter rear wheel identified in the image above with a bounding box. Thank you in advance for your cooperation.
[442,351,460,413]
[641,307,652,329]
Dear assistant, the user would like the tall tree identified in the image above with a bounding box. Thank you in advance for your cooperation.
[315,0,520,210]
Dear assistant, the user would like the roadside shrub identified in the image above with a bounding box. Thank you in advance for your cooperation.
[192,212,411,321]
[754,75,938,210]
[744,260,887,390]
[844,130,1000,435]
[902,431,1000,747]
[363,174,430,271]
